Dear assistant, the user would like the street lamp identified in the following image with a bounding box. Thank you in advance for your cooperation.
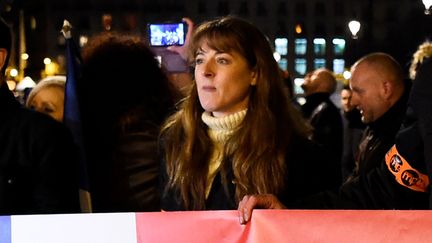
[348,20,361,39]
[422,0,432,15]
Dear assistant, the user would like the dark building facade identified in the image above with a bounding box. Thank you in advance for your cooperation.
[1,0,431,84]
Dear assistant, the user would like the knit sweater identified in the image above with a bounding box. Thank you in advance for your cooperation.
[201,110,247,197]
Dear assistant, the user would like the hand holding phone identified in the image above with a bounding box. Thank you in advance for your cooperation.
[148,22,186,47]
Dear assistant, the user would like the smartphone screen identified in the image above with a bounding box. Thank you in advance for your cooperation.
[148,22,185,47]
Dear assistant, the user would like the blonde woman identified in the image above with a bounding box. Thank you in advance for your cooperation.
[26,76,66,122]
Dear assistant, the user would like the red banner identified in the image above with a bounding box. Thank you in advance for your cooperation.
[136,210,432,243]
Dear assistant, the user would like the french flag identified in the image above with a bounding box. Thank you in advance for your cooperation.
[1,210,432,242]
[62,20,92,213]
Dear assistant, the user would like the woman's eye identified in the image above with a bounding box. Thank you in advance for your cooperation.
[216,58,229,64]
[195,58,204,65]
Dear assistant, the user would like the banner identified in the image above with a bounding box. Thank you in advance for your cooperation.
[1,210,432,243]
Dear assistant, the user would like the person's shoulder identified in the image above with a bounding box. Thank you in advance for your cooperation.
[16,107,71,139]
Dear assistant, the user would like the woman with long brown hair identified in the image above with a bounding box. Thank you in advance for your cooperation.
[160,16,325,210]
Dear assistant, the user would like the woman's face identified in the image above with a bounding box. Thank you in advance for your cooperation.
[194,42,256,117]
[28,86,65,122]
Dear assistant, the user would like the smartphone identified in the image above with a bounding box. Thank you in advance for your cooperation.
[148,22,186,47]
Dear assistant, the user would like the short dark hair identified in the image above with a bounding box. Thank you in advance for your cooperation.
[0,16,12,74]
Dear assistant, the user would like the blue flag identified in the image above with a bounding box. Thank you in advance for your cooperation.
[63,20,92,212]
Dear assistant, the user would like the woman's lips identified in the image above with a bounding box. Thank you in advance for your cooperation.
[202,85,216,91]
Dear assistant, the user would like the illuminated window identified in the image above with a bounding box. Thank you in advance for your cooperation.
[295,38,307,55]
[333,38,345,55]
[295,58,307,75]
[278,58,288,71]
[314,58,326,69]
[275,38,288,55]
[313,38,326,55]
[333,59,345,74]
[294,78,305,95]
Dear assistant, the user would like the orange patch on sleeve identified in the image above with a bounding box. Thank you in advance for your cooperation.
[385,145,429,192]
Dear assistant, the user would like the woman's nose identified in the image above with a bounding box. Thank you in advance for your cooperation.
[202,60,214,77]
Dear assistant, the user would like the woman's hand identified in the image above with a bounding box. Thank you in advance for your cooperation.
[237,194,286,224]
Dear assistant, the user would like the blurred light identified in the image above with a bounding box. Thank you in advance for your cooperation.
[30,16,37,30]
[43,58,52,65]
[6,80,16,91]
[297,97,306,105]
[10,68,18,77]
[423,0,432,14]
[16,76,36,91]
[295,24,302,34]
[343,70,352,80]
[348,20,361,39]
[5,4,12,12]
[79,35,89,47]
[45,62,60,76]
[21,53,29,60]
[273,52,281,62]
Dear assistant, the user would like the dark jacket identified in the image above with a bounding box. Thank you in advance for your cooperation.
[348,84,409,180]
[301,92,343,188]
[161,134,329,211]
[341,109,365,181]
[293,108,429,210]
[111,121,160,212]
[290,61,431,210]
[0,84,80,215]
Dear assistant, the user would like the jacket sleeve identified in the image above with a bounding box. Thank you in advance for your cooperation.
[290,158,429,209]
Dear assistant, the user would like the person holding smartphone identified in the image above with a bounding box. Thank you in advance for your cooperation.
[159,16,329,211]
[150,17,194,100]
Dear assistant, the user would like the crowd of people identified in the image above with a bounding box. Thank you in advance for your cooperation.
[1,13,432,227]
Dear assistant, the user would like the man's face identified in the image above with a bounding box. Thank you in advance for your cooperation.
[340,89,353,112]
[349,64,388,124]
[301,69,324,95]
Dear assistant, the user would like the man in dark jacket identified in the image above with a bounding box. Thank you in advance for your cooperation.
[0,17,80,215]
[301,68,343,188]
[237,58,432,224]
[345,53,407,183]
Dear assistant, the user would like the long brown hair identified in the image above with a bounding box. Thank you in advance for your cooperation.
[161,16,310,210]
